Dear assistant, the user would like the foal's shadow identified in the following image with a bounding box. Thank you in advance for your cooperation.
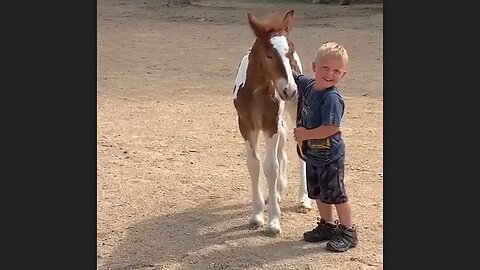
[100,201,325,270]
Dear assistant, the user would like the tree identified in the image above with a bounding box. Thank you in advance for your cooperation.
[166,0,192,6]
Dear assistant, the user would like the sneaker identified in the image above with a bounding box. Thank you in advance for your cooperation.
[303,218,338,242]
[326,224,358,252]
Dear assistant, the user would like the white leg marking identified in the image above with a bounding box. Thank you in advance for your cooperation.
[265,118,288,206]
[276,118,288,201]
[245,131,264,229]
[298,158,312,211]
[263,132,282,236]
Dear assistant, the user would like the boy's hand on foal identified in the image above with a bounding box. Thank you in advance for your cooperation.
[293,127,309,142]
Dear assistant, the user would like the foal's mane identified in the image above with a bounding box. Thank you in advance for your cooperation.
[260,12,288,34]
[248,11,291,58]
[251,12,288,34]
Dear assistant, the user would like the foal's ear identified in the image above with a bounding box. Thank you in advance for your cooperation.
[247,12,267,37]
[282,10,295,33]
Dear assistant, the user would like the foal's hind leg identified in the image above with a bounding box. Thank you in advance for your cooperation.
[244,130,265,229]
[298,159,312,212]
[285,103,312,212]
[263,131,282,236]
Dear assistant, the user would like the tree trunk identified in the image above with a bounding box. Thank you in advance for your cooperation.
[166,0,192,7]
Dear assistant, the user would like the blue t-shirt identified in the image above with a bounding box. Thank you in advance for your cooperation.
[294,73,345,165]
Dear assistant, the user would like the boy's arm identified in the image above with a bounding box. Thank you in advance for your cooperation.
[306,125,340,139]
[292,69,301,79]
[292,70,302,89]
[294,93,344,141]
[292,70,312,99]
[294,125,339,141]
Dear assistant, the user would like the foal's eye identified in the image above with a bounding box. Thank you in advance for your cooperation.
[266,55,273,59]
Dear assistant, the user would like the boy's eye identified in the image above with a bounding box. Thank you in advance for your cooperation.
[334,70,341,75]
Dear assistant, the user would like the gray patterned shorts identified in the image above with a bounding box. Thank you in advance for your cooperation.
[306,157,348,204]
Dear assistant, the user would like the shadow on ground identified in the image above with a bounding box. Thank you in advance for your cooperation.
[100,201,326,269]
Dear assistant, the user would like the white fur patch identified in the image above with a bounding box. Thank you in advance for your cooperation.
[293,51,303,73]
[270,36,289,55]
[233,53,249,100]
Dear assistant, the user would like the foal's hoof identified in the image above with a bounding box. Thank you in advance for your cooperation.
[298,199,313,213]
[248,218,265,230]
[298,204,312,214]
[265,224,281,237]
[298,207,310,214]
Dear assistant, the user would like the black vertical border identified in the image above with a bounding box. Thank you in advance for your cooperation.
[1,1,97,269]
[385,1,480,269]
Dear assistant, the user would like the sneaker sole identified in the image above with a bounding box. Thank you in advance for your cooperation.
[325,242,357,252]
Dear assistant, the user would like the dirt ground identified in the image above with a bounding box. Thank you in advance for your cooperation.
[97,0,383,269]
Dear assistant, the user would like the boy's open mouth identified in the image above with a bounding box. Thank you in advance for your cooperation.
[323,77,333,82]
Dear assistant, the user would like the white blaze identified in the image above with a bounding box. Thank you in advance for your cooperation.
[269,36,297,93]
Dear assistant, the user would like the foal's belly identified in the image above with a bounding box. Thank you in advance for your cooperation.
[235,95,282,137]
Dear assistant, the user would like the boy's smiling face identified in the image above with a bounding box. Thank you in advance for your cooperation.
[312,56,347,90]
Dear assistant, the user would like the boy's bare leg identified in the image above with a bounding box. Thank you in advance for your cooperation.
[317,200,335,223]
[335,201,353,227]
[327,201,357,252]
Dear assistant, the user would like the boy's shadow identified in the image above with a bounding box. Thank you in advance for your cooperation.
[100,201,327,269]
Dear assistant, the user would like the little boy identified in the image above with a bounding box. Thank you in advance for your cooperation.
[293,41,358,252]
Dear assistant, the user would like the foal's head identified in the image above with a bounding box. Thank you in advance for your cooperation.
[247,10,298,101]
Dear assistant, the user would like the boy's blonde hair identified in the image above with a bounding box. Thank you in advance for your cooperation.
[315,41,349,66]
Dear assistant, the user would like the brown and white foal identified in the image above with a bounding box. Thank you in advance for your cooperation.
[233,10,312,236]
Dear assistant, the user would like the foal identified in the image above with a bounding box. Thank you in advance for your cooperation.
[233,10,312,236]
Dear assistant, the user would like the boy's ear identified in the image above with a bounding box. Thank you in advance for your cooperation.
[311,61,316,72]
[341,71,347,78]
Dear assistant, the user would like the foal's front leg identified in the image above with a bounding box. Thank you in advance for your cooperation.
[245,131,264,229]
[263,132,282,236]
[266,120,288,205]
